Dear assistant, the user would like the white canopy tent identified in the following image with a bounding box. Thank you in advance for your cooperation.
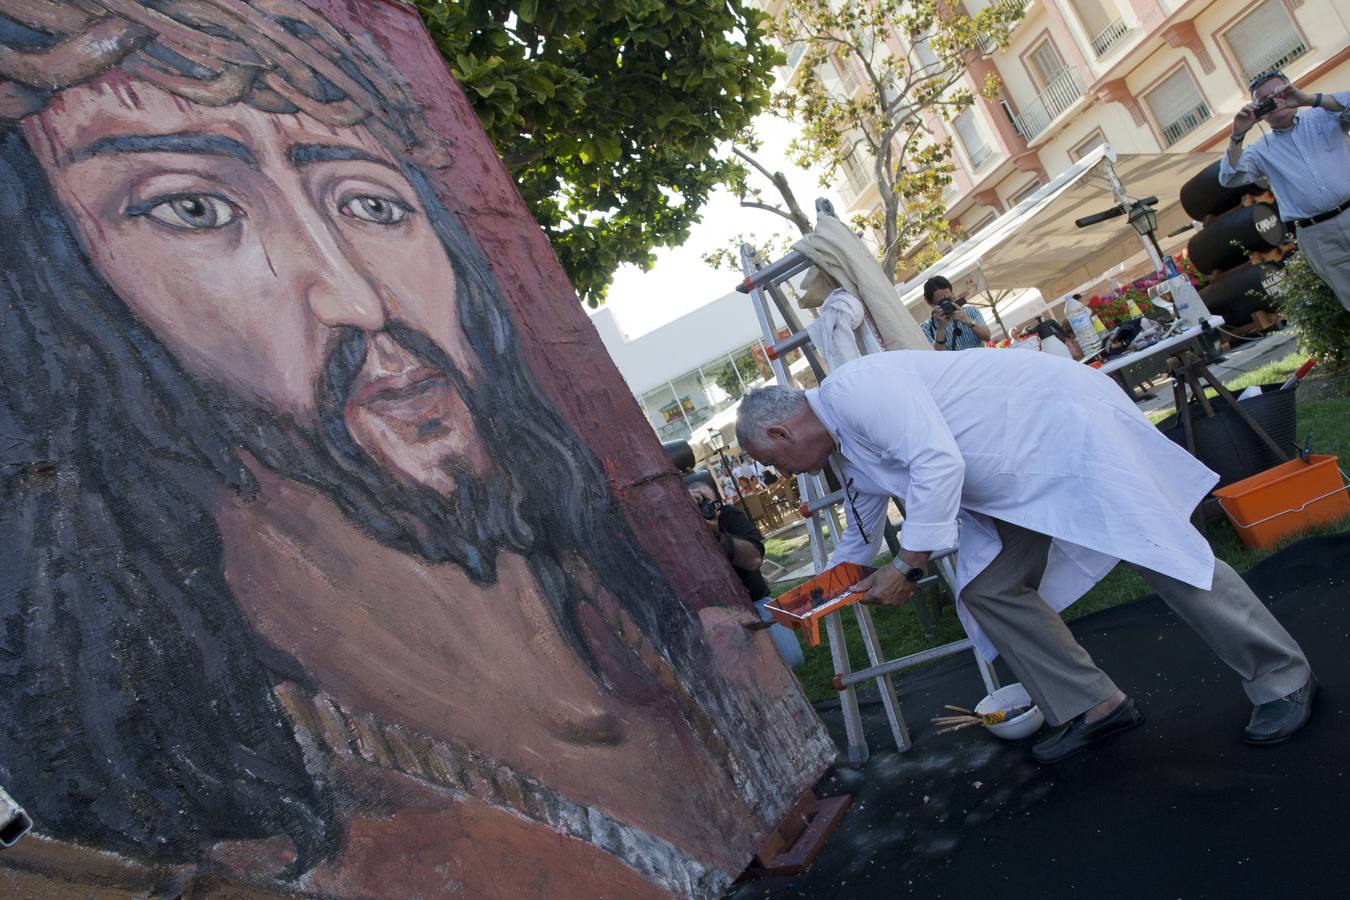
[898,145,1221,309]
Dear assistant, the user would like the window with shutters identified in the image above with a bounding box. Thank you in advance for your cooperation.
[841,146,869,191]
[913,33,940,74]
[1223,0,1307,84]
[953,109,994,170]
[1028,41,1066,89]
[1070,130,1106,161]
[1010,179,1042,205]
[1145,67,1210,146]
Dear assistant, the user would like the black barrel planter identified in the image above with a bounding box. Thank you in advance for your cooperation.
[1198,262,1282,328]
[1187,203,1285,275]
[1156,383,1297,488]
[1179,159,1261,221]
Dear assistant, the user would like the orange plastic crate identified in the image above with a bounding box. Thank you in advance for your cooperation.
[1212,454,1350,548]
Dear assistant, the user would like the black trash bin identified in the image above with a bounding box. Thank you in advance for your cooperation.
[1155,384,1297,488]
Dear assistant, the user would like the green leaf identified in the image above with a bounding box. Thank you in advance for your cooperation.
[415,0,780,304]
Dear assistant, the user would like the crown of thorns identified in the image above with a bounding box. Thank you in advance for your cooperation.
[0,0,449,166]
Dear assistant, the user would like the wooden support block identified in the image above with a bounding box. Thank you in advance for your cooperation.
[1249,310,1285,333]
[743,791,853,879]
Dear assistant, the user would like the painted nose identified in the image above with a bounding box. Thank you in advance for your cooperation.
[294,216,388,332]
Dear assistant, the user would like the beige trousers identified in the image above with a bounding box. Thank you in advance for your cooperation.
[961,518,1311,727]
[1297,209,1350,312]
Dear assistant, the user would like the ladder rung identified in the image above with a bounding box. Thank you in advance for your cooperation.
[765,331,813,360]
[735,250,813,294]
[800,490,845,517]
[833,638,976,690]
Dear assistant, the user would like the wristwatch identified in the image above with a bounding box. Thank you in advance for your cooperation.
[891,558,924,583]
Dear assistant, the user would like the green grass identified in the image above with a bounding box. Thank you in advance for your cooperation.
[1145,351,1310,424]
[763,533,810,566]
[784,362,1350,703]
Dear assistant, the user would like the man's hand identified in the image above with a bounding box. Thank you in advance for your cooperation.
[1232,102,1259,140]
[952,304,974,326]
[850,566,918,608]
[1272,82,1314,109]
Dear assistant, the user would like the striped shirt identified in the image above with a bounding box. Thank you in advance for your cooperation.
[920,304,988,350]
[1218,92,1350,222]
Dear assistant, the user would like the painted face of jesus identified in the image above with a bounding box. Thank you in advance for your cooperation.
[25,76,487,495]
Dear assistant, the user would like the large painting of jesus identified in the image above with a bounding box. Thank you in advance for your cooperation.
[0,1,833,896]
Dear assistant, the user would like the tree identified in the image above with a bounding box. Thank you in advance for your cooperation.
[415,1,782,306]
[738,0,1024,281]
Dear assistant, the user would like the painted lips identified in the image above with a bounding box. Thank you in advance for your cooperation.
[351,366,455,435]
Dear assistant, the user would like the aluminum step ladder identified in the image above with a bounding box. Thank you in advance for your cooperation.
[735,217,999,765]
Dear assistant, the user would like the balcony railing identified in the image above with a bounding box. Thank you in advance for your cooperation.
[838,66,862,96]
[1090,18,1129,57]
[840,171,870,208]
[967,143,996,170]
[1161,101,1211,146]
[1012,67,1085,140]
[1238,37,1308,84]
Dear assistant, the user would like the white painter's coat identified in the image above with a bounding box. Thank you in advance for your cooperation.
[812,349,1219,660]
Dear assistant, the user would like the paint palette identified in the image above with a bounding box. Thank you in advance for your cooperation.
[763,563,874,647]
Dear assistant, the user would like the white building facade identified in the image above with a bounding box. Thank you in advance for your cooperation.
[590,292,785,442]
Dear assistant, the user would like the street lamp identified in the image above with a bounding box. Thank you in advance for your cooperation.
[1127,199,1164,269]
[706,430,748,514]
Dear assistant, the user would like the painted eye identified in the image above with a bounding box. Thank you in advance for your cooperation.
[341,195,408,224]
[142,195,237,229]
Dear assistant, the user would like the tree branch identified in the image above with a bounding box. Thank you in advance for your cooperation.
[740,199,800,222]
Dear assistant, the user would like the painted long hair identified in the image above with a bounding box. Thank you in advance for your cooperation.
[0,0,717,875]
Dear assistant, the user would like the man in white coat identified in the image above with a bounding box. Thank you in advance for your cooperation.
[736,351,1315,762]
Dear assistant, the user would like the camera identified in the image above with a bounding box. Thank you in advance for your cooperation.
[699,497,723,520]
[1254,96,1277,118]
[938,295,966,315]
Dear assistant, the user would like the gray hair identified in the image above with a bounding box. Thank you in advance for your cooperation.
[736,385,808,450]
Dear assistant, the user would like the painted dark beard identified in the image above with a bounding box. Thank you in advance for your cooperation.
[219,322,535,583]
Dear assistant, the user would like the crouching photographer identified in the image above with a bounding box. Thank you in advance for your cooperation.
[685,476,804,669]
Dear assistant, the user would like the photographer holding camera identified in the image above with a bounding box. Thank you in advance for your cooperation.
[920,276,992,350]
[1221,70,1350,310]
[686,479,804,668]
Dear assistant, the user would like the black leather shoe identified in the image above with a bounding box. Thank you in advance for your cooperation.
[1245,674,1317,745]
[1032,697,1143,764]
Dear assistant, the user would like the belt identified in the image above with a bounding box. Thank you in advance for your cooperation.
[1292,198,1350,230]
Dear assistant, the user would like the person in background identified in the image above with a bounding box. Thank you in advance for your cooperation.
[1221,70,1350,310]
[718,466,739,502]
[1026,314,1070,344]
[920,276,991,351]
[686,479,804,669]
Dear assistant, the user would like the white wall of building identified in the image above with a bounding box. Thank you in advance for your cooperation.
[591,291,784,397]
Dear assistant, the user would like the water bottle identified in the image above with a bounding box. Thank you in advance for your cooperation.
[1164,257,1210,328]
[1162,257,1191,325]
[1063,295,1101,357]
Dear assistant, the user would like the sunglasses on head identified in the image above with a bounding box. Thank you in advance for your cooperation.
[1247,70,1286,93]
